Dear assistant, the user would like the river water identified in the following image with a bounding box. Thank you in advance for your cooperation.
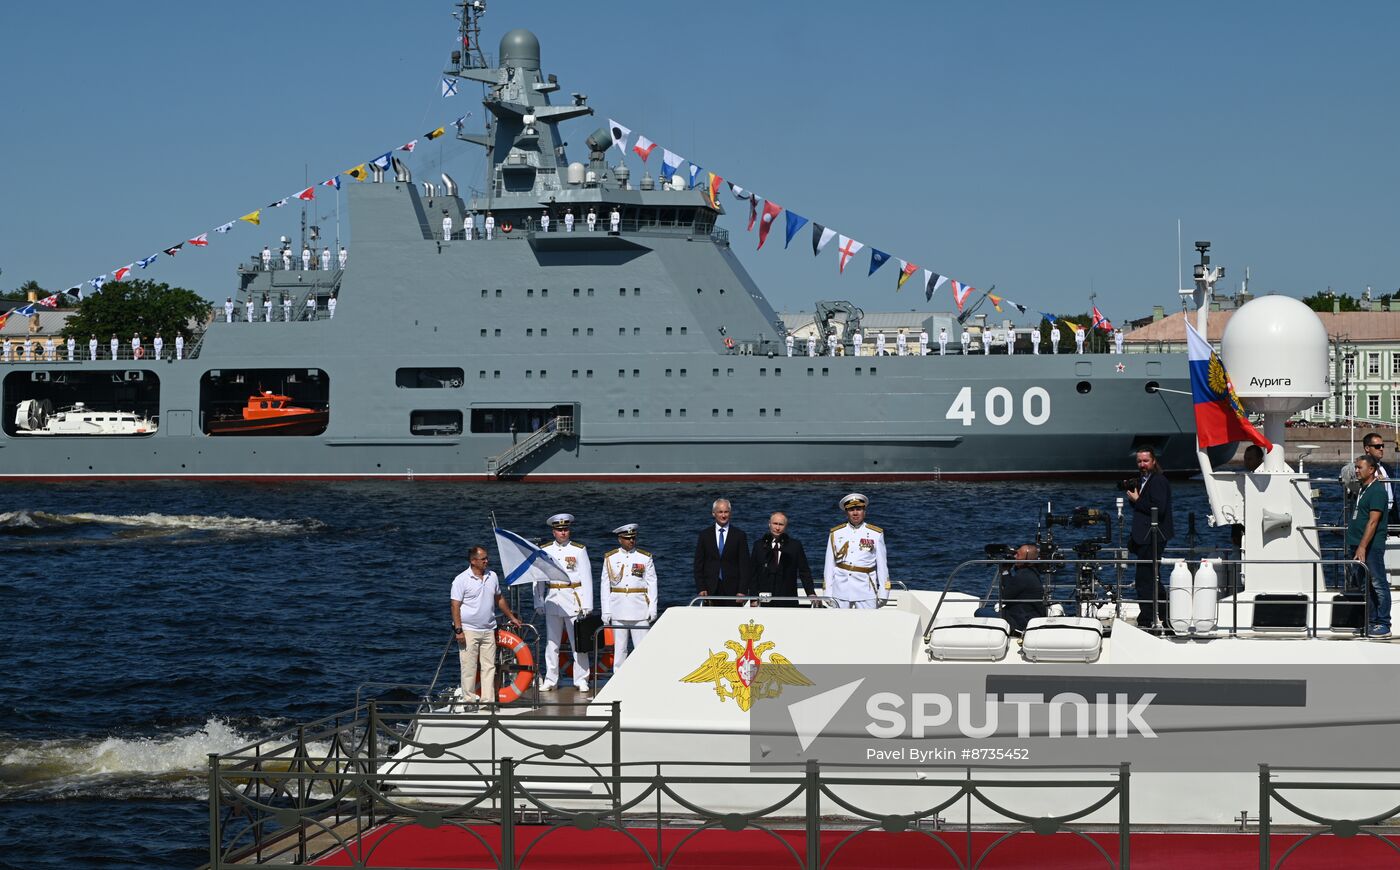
[0,479,1231,868]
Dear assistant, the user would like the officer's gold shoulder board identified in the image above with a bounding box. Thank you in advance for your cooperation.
[569,541,586,549]
[604,547,620,557]
[865,523,884,533]
[830,524,846,533]
[635,548,653,557]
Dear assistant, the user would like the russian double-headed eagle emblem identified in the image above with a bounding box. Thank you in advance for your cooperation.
[681,620,811,711]
[1208,351,1248,418]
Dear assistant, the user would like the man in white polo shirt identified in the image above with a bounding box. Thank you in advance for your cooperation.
[451,546,523,706]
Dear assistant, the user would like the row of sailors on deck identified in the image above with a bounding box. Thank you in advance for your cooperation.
[784,326,1127,357]
[439,207,622,241]
[3,334,185,361]
[257,245,347,271]
[464,495,888,694]
[223,293,335,323]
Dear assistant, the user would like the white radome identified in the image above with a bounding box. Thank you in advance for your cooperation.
[1221,294,1329,415]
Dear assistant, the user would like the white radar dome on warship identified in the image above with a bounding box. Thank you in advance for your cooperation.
[567,162,585,185]
[1221,295,1328,415]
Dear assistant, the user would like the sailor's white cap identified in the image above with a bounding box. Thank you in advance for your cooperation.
[547,513,574,529]
[612,523,639,537]
[840,493,869,510]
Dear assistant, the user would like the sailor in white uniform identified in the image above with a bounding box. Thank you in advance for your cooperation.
[263,295,273,323]
[960,331,971,355]
[153,334,163,360]
[896,330,908,356]
[1005,328,1015,355]
[540,210,551,233]
[1114,328,1125,355]
[586,208,597,232]
[131,333,142,359]
[246,297,257,323]
[823,493,890,609]
[261,246,272,270]
[22,339,32,361]
[1050,325,1061,354]
[938,328,948,356]
[536,514,594,692]
[484,212,495,240]
[175,334,184,360]
[281,247,293,271]
[609,207,620,233]
[321,247,332,271]
[2,338,11,362]
[564,209,574,232]
[919,330,929,356]
[110,335,119,360]
[785,334,794,357]
[601,523,657,670]
[1032,328,1041,355]
[66,336,75,361]
[983,331,992,355]
[442,211,453,242]
[851,329,862,357]
[464,215,475,240]
[339,246,348,268]
[806,336,816,357]
[1075,327,1086,355]
[43,337,55,360]
[89,336,98,360]
[283,295,292,322]
[301,246,312,271]
[328,296,337,319]
[224,297,235,323]
[305,295,316,321]
[875,333,886,357]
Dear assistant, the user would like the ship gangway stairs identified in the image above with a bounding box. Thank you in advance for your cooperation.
[486,414,575,479]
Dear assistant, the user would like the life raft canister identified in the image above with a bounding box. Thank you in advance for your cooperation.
[496,628,535,704]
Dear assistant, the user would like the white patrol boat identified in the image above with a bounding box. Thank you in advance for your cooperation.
[207,255,1400,866]
[13,398,157,436]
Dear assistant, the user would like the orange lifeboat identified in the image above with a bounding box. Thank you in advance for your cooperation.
[206,391,329,436]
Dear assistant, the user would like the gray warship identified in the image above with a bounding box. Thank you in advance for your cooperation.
[0,3,1195,482]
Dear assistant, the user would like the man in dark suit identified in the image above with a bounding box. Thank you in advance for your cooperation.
[694,498,751,605]
[748,512,816,607]
[1128,447,1174,628]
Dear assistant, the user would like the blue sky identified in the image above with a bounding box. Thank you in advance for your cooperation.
[2,1,1396,323]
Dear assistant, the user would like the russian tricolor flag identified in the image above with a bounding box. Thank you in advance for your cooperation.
[1186,322,1272,452]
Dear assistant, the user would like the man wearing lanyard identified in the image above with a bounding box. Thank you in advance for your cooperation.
[1349,455,1391,638]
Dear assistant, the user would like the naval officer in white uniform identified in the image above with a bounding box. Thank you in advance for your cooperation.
[785,334,794,357]
[536,513,594,693]
[1050,325,1061,354]
[960,330,971,355]
[823,493,889,609]
[919,330,929,356]
[938,328,948,356]
[601,523,657,669]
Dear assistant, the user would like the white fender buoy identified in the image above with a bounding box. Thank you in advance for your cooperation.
[1192,558,1219,635]
[1168,559,1193,635]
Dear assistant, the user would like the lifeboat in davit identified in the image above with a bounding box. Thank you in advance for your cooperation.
[206,391,328,436]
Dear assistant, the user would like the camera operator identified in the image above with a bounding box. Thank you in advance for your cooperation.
[976,544,1049,633]
[1125,447,1173,629]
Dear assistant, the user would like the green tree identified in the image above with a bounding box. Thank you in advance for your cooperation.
[60,280,212,342]
[1300,291,1360,312]
[0,279,57,307]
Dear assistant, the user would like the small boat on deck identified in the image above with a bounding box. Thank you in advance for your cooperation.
[13,399,157,436]
[205,391,328,436]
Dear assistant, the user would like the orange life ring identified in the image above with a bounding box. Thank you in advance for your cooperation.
[500,221,513,234]
[133,346,145,360]
[495,628,535,704]
[723,337,735,350]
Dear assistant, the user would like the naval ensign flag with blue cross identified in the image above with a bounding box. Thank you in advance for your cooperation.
[493,528,571,586]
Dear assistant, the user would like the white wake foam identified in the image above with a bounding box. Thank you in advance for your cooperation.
[1,719,256,787]
[0,510,325,536]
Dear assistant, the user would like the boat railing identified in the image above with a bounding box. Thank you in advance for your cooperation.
[205,704,1135,870]
[486,414,575,478]
[1259,763,1400,867]
[932,555,1382,641]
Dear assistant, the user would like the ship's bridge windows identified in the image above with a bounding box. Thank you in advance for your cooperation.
[396,368,464,389]
[410,410,462,436]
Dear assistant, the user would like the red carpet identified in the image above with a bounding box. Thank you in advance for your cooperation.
[312,822,1398,868]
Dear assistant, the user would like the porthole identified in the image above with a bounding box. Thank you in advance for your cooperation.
[1077,381,1092,394]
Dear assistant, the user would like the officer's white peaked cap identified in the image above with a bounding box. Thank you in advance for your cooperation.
[547,513,574,529]
[840,493,869,510]
[612,523,639,537]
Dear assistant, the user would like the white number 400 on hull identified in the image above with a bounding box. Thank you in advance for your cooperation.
[944,386,1050,427]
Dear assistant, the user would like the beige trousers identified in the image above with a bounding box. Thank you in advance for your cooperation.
[458,629,497,702]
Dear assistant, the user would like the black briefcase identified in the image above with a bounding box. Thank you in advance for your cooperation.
[573,614,604,653]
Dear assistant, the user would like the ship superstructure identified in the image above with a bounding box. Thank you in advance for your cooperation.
[0,4,1195,481]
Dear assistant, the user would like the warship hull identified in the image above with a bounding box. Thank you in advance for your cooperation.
[0,21,1197,482]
